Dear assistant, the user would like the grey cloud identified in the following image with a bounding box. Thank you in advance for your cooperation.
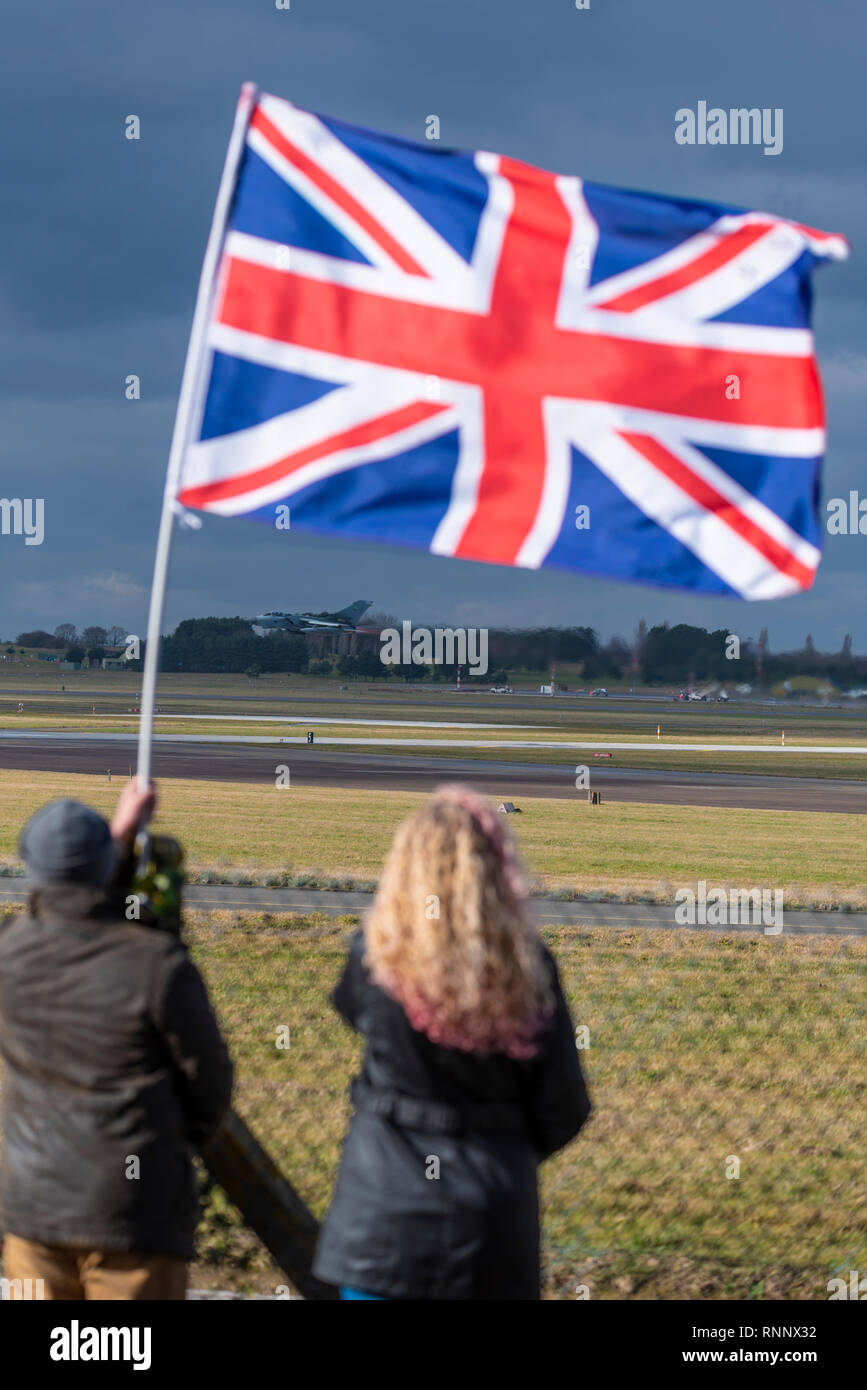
[1,0,863,647]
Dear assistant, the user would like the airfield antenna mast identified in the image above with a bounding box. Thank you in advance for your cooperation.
[136,84,258,791]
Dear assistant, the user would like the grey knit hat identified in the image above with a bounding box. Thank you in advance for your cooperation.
[19,800,117,887]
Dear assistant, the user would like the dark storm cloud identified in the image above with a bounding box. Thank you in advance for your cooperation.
[1,0,863,648]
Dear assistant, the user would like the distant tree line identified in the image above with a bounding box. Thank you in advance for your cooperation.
[152,616,867,688]
[638,623,866,688]
[160,618,309,674]
[13,615,867,689]
[761,634,866,690]
[15,624,128,650]
[13,623,130,666]
[641,625,734,682]
[152,617,599,681]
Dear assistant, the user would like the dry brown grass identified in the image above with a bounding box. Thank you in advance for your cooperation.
[177,913,866,1300]
[1,904,862,1299]
[2,770,866,909]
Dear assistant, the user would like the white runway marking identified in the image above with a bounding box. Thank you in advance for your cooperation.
[82,712,543,730]
[1,731,866,754]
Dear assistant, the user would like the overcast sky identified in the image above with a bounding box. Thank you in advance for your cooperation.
[1,0,863,650]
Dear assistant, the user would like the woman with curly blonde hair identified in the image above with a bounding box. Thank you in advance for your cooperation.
[314,785,591,1301]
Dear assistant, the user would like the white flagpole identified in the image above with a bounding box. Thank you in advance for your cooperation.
[136,82,259,791]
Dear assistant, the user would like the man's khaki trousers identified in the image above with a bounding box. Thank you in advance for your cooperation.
[2,1234,188,1300]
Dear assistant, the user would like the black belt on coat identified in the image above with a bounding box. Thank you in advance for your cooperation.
[350,1077,527,1137]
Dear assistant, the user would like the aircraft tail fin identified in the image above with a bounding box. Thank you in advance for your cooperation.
[336,600,372,624]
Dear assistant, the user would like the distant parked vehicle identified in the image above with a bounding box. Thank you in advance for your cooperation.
[489,685,512,694]
[589,687,608,697]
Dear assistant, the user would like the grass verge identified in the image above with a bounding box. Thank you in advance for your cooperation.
[185,914,867,1298]
[1,770,866,907]
[1,910,862,1298]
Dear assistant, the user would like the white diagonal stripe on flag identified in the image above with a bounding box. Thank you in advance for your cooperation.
[571,420,816,598]
[247,125,401,272]
[630,222,806,323]
[258,95,476,285]
[187,396,463,517]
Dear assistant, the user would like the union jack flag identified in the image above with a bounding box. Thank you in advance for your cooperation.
[174,86,848,599]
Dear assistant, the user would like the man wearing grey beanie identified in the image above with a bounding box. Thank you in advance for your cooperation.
[0,779,233,1300]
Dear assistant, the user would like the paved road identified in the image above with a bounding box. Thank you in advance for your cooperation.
[0,735,865,811]
[1,881,862,936]
[7,712,546,730]
[5,685,866,713]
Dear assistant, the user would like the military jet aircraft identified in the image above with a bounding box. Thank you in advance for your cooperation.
[255,600,373,633]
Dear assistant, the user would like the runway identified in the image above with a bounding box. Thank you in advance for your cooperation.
[7,712,547,731]
[1,735,865,811]
[0,881,862,937]
[2,728,865,753]
[5,685,865,714]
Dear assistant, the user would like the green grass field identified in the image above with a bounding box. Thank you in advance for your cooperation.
[0,908,862,1298]
[167,914,867,1298]
[2,659,866,715]
[2,769,866,908]
[1,666,864,1299]
[3,666,867,780]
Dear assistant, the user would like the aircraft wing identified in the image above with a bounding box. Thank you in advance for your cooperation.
[297,617,344,630]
